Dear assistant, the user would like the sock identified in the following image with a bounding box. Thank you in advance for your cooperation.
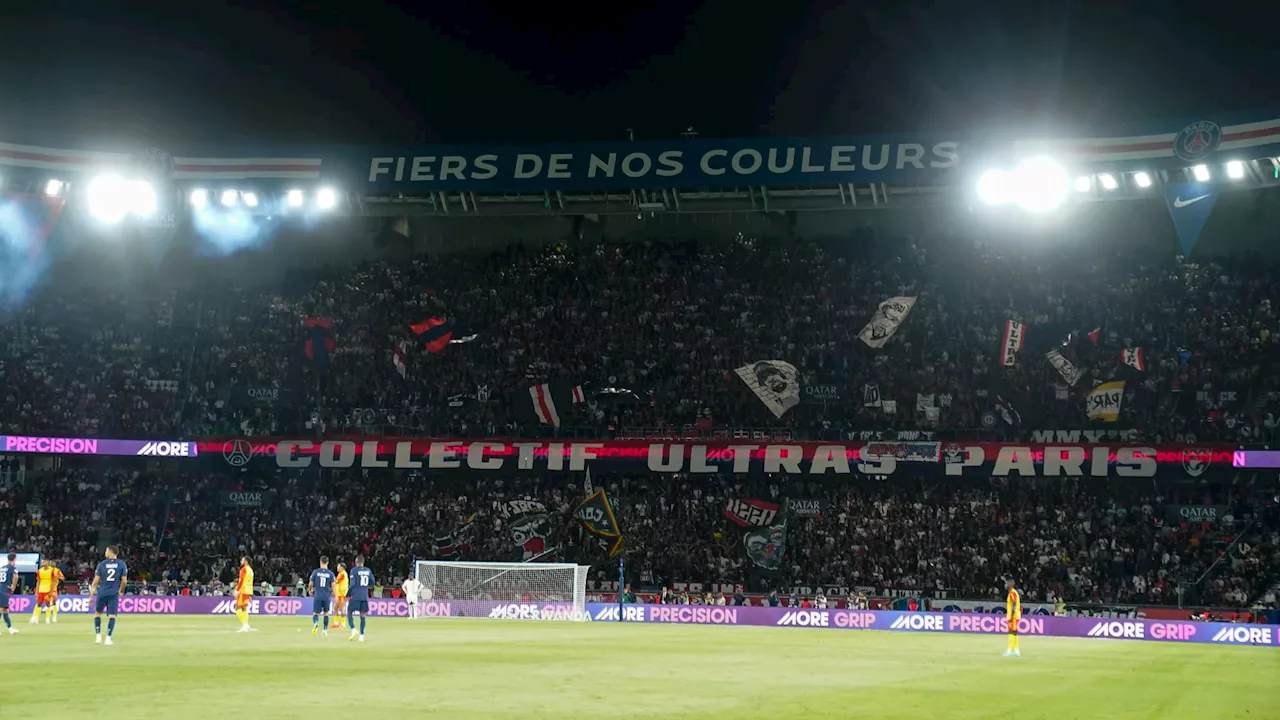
[51,604,58,620]
[235,609,247,625]
[1013,634,1020,652]
[107,617,115,637]
[312,614,318,627]
[347,610,354,629]
[359,615,366,635]
[95,616,102,633]
[2,613,10,629]
[32,606,39,619]
[322,614,329,628]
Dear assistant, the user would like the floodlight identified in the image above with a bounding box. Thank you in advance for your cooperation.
[316,187,338,210]
[242,192,259,208]
[190,189,209,209]
[45,179,64,197]
[1226,160,1244,179]
[86,174,129,224]
[976,170,1009,206]
[286,189,304,208]
[1134,172,1152,188]
[1099,174,1118,190]
[129,180,157,218]
[1192,165,1210,182]
[87,174,158,224]
[1074,176,1092,193]
[1012,157,1069,213]
[220,189,238,207]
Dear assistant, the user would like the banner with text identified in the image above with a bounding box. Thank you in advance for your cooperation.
[584,605,1276,647]
[328,136,964,192]
[199,437,1237,479]
[785,498,828,518]
[7,595,1275,646]
[1164,505,1230,524]
[220,491,267,508]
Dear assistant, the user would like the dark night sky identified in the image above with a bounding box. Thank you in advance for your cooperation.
[0,0,1276,149]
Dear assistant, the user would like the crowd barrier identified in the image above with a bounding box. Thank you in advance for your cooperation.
[6,596,1273,647]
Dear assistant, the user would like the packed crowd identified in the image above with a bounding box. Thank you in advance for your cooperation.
[3,462,1276,609]
[1,229,1279,610]
[1,232,1278,442]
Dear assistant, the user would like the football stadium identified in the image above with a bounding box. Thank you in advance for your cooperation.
[1,108,1280,720]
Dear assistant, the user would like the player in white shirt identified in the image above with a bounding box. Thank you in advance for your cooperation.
[402,576,425,618]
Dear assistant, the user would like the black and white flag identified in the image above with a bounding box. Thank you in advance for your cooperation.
[858,296,917,349]
[862,384,882,408]
[995,395,1022,425]
[1046,349,1083,386]
[735,360,800,419]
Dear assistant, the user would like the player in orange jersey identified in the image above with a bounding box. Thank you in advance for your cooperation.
[48,561,64,622]
[234,556,255,633]
[31,559,57,624]
[1003,578,1022,657]
[330,563,349,629]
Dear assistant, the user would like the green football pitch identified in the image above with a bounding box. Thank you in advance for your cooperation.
[1,616,1277,719]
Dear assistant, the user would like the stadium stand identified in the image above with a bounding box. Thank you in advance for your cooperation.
[0,228,1277,617]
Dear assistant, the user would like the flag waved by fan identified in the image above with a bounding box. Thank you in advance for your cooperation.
[735,360,800,419]
[302,318,335,370]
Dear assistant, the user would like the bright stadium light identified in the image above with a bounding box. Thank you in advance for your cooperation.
[45,179,64,197]
[86,174,158,224]
[316,187,338,210]
[129,179,157,218]
[87,174,129,224]
[286,189,304,208]
[220,189,238,207]
[1074,176,1092,193]
[1192,165,1210,182]
[1134,172,1152,188]
[242,192,259,208]
[1011,157,1069,212]
[190,188,209,209]
[1227,160,1245,179]
[1099,174,1118,190]
[976,169,1010,206]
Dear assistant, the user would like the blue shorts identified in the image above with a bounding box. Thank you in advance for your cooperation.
[95,594,119,615]
[0,594,8,610]
[348,599,369,614]
[313,597,332,614]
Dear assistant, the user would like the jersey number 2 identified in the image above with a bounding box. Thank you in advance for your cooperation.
[106,568,117,581]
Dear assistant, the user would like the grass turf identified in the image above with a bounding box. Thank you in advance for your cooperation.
[1,615,1277,719]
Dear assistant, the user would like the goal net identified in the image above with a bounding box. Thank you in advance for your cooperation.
[413,560,590,621]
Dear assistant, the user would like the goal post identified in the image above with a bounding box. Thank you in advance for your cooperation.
[413,560,590,621]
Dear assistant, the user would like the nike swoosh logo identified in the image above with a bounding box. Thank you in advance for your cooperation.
[1173,194,1210,208]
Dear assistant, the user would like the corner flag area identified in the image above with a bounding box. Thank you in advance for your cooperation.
[3,617,1276,719]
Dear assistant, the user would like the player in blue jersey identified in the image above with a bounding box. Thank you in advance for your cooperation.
[308,556,337,637]
[0,553,19,636]
[89,546,127,646]
[346,555,374,643]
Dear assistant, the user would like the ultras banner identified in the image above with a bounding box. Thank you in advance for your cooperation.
[199,437,1237,479]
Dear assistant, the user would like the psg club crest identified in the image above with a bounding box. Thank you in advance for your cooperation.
[1173,121,1222,162]
[223,439,253,467]
[1182,448,1213,478]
